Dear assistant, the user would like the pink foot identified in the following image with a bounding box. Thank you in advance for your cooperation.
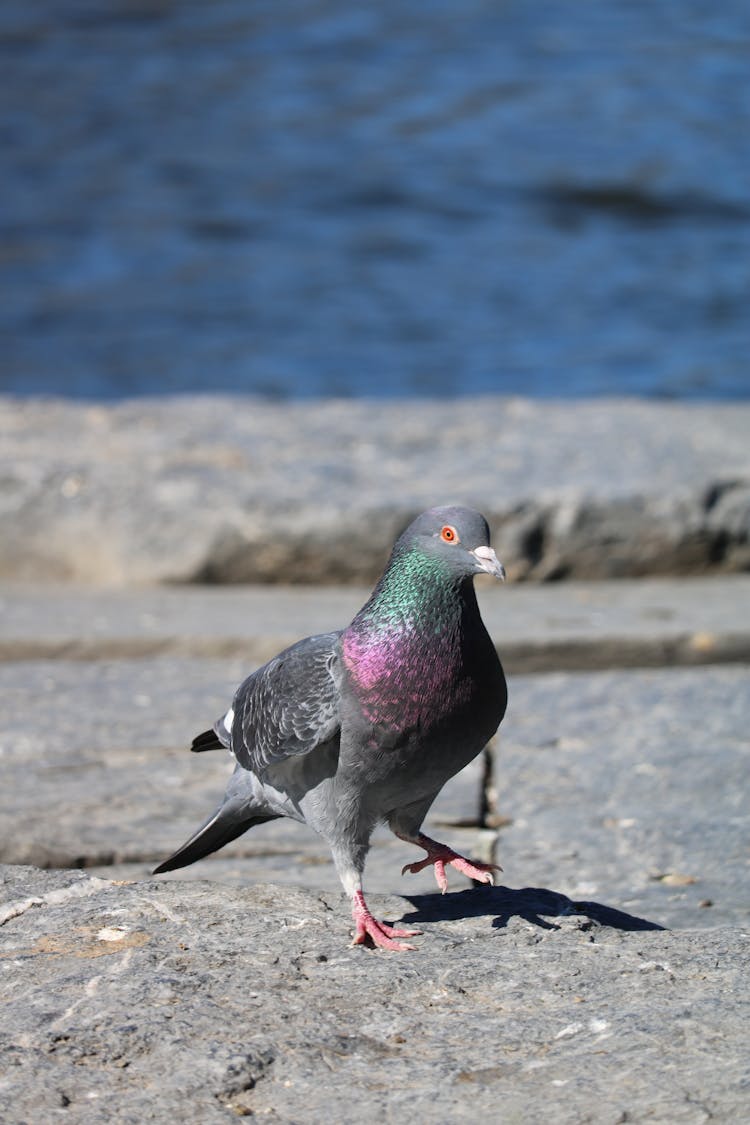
[351,890,421,952]
[400,833,502,894]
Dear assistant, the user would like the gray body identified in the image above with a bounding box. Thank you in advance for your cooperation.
[155,506,507,917]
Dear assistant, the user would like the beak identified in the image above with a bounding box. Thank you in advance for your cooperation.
[471,545,506,581]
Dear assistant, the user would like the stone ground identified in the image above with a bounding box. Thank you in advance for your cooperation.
[1,579,749,1122]
[2,869,746,1124]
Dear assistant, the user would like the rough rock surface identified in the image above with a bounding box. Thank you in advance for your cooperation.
[1,396,748,584]
[1,868,747,1123]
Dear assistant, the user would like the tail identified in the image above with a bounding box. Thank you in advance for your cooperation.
[191,728,226,753]
[153,801,279,874]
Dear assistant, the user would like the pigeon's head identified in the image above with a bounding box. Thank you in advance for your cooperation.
[398,506,506,581]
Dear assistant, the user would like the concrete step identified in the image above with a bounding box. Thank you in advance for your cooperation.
[1,575,749,672]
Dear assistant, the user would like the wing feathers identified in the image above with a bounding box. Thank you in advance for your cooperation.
[231,631,342,774]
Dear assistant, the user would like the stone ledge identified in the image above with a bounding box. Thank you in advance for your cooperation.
[1,395,748,584]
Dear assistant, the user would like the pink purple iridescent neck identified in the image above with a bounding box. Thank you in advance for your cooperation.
[341,545,477,728]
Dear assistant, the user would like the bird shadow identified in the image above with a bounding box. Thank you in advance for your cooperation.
[399,884,665,933]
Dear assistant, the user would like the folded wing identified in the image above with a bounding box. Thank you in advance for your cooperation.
[231,631,342,775]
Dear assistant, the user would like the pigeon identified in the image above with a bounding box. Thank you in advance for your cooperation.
[154,506,508,950]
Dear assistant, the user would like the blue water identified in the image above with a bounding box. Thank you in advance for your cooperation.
[2,1,750,400]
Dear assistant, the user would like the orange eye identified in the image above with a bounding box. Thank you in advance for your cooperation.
[440,525,460,544]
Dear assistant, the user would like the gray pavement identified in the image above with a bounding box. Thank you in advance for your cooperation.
[0,660,745,931]
[0,577,748,927]
[1,576,749,1122]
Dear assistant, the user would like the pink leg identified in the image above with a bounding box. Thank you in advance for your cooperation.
[351,890,421,952]
[399,832,502,894]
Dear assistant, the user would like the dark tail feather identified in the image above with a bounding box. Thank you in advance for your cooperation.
[153,803,279,874]
[191,728,225,753]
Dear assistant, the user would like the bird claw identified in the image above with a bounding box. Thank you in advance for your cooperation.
[401,856,447,892]
[401,837,502,893]
[351,893,421,952]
